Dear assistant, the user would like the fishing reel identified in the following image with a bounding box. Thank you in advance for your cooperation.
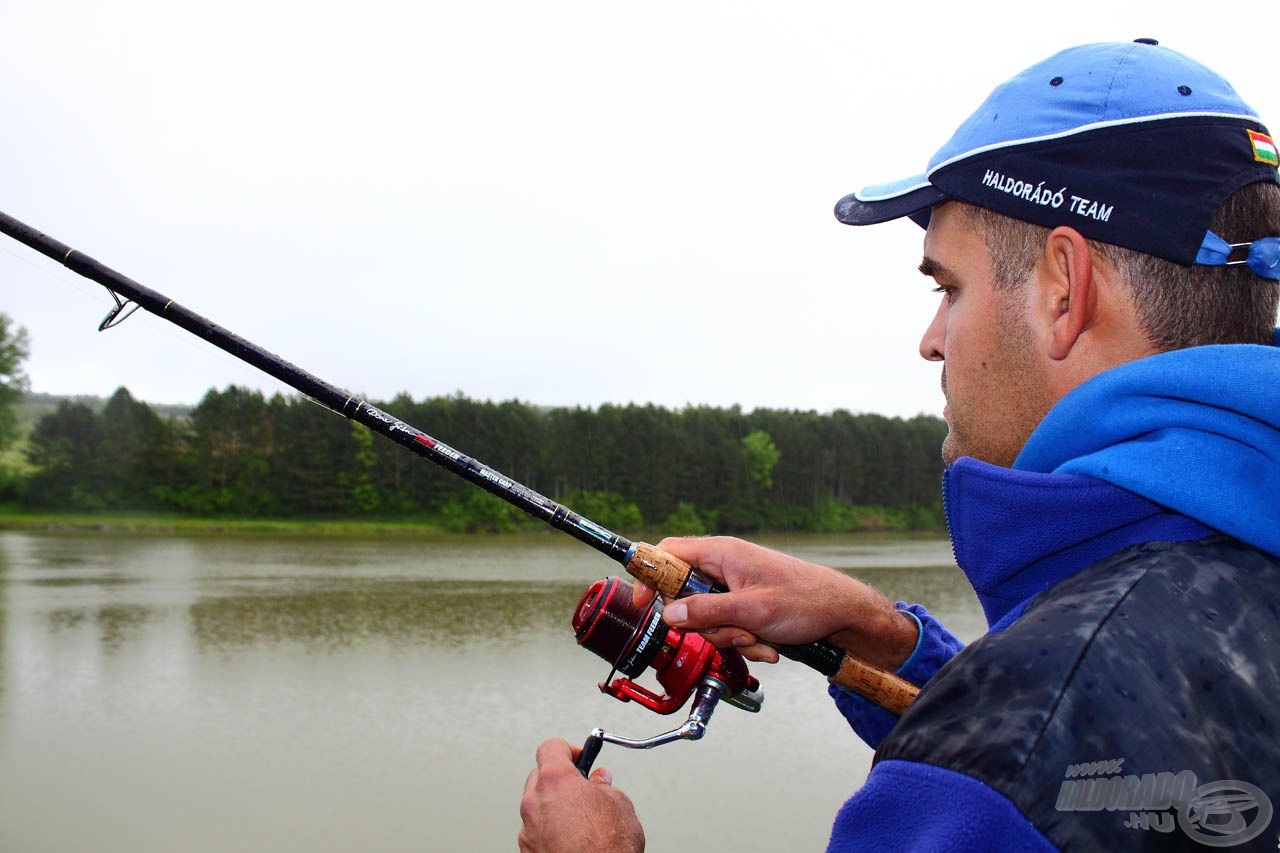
[570,576,763,776]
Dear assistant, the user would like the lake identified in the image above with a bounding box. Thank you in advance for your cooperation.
[0,531,982,851]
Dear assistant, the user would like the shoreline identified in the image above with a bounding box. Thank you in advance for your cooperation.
[0,509,946,540]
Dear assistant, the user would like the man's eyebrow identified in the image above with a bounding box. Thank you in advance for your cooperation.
[918,257,951,279]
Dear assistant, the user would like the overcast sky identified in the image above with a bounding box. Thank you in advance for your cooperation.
[2,2,1276,419]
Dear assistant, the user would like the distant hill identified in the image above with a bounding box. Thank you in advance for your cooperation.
[19,392,192,432]
[3,392,191,476]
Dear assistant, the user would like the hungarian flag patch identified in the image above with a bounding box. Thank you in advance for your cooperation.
[1249,129,1279,166]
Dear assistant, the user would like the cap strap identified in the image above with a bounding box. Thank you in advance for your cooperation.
[1196,231,1280,280]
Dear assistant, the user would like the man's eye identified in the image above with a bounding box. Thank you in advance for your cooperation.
[932,285,957,302]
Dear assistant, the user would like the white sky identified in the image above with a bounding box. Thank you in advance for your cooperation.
[1,2,1274,418]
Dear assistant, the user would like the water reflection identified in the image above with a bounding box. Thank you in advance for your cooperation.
[188,580,585,651]
[46,603,153,653]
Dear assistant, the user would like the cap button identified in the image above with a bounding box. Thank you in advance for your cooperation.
[1134,37,1159,45]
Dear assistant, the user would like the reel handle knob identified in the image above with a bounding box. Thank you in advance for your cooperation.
[575,729,605,778]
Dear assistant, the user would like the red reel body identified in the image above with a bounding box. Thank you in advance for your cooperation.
[574,576,758,714]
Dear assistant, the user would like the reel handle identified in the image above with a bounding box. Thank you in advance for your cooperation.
[574,681,724,778]
[625,542,920,716]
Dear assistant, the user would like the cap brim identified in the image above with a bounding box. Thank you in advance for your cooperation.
[834,178,945,227]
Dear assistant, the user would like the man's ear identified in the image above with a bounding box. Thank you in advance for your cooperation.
[1039,226,1096,361]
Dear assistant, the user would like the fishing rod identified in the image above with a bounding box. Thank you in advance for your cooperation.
[0,208,918,718]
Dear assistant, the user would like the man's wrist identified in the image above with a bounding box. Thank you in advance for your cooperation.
[828,605,921,671]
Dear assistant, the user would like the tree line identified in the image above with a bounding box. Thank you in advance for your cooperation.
[12,385,949,533]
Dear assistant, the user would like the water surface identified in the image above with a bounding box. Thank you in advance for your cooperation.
[0,531,980,851]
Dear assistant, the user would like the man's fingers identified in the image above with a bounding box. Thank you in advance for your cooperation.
[737,643,781,664]
[523,768,538,798]
[696,626,755,648]
[692,625,778,663]
[632,581,656,609]
[589,767,613,786]
[664,589,770,633]
[654,535,751,579]
[534,738,574,770]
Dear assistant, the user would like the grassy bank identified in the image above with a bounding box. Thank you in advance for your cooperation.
[0,508,465,537]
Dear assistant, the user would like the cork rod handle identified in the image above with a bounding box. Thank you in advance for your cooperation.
[830,653,919,716]
[625,541,698,598]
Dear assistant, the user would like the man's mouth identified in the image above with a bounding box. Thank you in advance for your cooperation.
[940,371,950,421]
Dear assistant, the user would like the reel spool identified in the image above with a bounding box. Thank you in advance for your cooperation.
[570,576,763,776]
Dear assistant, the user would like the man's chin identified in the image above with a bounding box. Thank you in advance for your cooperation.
[940,432,961,466]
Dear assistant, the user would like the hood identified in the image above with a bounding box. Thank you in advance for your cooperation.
[1013,333,1280,559]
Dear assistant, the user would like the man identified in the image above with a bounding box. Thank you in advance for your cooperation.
[520,40,1280,850]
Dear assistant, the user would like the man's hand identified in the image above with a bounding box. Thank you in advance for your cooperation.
[518,739,644,852]
[634,536,918,671]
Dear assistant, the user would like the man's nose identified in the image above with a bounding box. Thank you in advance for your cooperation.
[919,299,946,362]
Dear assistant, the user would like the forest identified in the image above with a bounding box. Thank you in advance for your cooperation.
[8,386,949,534]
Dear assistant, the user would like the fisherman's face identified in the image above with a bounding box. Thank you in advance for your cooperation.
[916,203,1052,468]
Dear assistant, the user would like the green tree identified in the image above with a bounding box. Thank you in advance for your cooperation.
[341,421,381,514]
[266,392,354,515]
[0,314,31,453]
[24,402,102,508]
[187,386,276,515]
[561,489,644,533]
[740,429,781,489]
[97,387,175,508]
[661,501,715,536]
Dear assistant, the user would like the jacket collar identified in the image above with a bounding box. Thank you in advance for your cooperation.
[943,457,1212,632]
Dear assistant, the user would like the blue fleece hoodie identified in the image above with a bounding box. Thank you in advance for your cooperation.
[826,334,1280,851]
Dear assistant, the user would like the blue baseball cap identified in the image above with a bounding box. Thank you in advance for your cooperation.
[835,40,1280,273]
